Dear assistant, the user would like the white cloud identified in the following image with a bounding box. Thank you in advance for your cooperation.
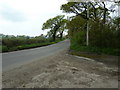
[0,0,67,36]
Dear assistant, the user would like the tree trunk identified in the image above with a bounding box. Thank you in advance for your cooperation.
[60,30,64,40]
[52,24,61,41]
[52,30,56,41]
[102,2,107,24]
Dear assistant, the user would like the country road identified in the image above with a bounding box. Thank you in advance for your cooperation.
[2,40,70,71]
[2,39,118,88]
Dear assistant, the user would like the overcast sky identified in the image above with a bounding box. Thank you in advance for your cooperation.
[0,0,68,36]
[0,0,118,37]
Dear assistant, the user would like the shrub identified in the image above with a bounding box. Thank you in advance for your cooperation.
[2,46,8,52]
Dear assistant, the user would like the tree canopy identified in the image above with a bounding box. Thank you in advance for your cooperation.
[60,1,120,50]
[42,15,67,41]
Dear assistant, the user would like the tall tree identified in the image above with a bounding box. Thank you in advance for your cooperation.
[61,2,91,46]
[42,15,65,41]
[61,2,88,20]
[57,19,68,40]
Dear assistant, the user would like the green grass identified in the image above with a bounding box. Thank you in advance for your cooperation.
[1,39,65,53]
[17,42,55,50]
[70,43,120,56]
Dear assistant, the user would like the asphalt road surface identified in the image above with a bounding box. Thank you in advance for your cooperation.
[2,40,70,71]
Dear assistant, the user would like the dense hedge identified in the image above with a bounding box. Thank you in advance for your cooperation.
[68,16,120,56]
[1,35,64,52]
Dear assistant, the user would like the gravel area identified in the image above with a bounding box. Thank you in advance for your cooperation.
[2,49,118,88]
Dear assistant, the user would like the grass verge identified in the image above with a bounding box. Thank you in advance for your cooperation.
[1,39,64,53]
[70,43,120,56]
[69,44,119,66]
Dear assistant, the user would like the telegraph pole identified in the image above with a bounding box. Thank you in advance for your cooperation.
[86,2,89,46]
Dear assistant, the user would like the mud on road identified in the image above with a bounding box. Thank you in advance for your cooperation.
[2,49,118,88]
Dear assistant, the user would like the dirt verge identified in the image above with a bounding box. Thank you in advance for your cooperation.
[2,49,118,88]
